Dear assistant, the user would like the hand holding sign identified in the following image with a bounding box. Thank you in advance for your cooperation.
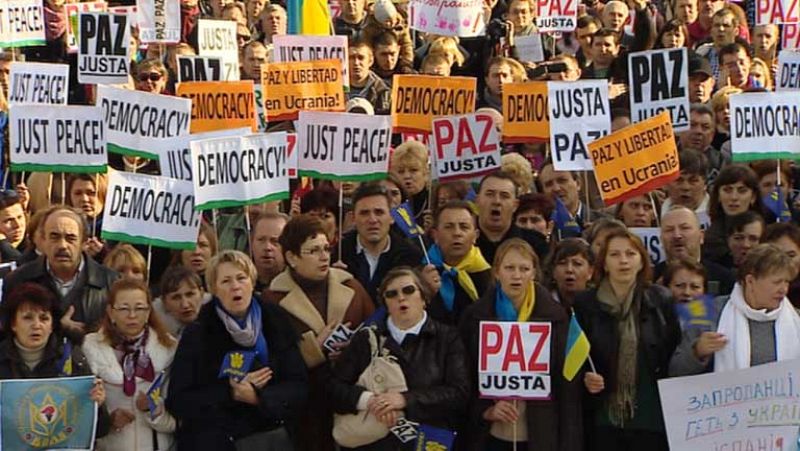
[483,400,520,423]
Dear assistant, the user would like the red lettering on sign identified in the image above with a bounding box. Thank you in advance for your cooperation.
[502,325,527,371]
[476,114,498,153]
[528,324,551,372]
[784,24,800,49]
[480,323,502,371]
[455,117,478,157]
[432,121,453,160]
[787,0,799,22]
[563,0,576,16]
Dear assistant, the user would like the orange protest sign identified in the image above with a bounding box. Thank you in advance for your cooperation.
[391,75,476,133]
[177,80,256,133]
[261,59,345,122]
[587,111,679,206]
[502,82,549,143]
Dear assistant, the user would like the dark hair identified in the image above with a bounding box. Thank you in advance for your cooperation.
[678,148,709,178]
[614,193,660,227]
[718,42,750,65]
[372,31,399,48]
[160,265,203,298]
[478,171,519,197]
[433,181,470,209]
[1,283,59,334]
[169,221,218,269]
[352,183,391,211]
[762,222,800,248]
[585,217,627,244]
[750,160,792,183]
[101,278,176,348]
[434,200,477,229]
[577,15,602,30]
[690,102,715,121]
[655,19,688,49]
[725,210,765,236]
[516,193,555,219]
[593,28,621,45]
[300,187,340,220]
[279,214,328,258]
[709,164,762,220]
[348,37,373,52]
[0,189,21,211]
[610,107,631,121]
[593,229,653,286]
[662,258,707,286]
[545,238,593,288]
[377,267,432,305]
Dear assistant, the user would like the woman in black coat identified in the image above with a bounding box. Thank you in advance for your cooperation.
[166,251,308,451]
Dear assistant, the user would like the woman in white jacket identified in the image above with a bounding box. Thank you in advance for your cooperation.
[84,278,178,450]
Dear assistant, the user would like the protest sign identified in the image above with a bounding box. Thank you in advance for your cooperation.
[108,5,137,27]
[502,81,549,143]
[102,170,202,249]
[658,359,800,451]
[78,12,130,85]
[287,133,298,177]
[628,48,689,132]
[0,0,45,47]
[296,111,391,181]
[407,0,486,37]
[535,0,578,32]
[197,19,239,80]
[137,0,179,43]
[9,104,105,173]
[0,375,97,450]
[154,127,251,181]
[630,227,666,266]
[98,85,192,159]
[177,56,222,82]
[514,34,545,63]
[8,62,69,105]
[273,35,350,91]
[776,50,800,91]
[261,59,345,122]
[191,133,290,210]
[478,321,552,399]
[784,24,800,49]
[65,1,107,53]
[254,84,268,132]
[730,91,800,161]
[177,81,256,133]
[588,111,679,206]
[756,0,799,24]
[391,75,476,133]
[401,131,431,146]
[432,112,500,182]
[548,80,610,171]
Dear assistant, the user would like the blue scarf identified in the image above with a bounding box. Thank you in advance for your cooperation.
[215,298,269,366]
[495,285,519,321]
[426,244,457,311]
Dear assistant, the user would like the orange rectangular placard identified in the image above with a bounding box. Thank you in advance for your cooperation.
[587,111,679,206]
[177,80,256,133]
[261,59,345,122]
[502,81,549,143]
[391,75,476,133]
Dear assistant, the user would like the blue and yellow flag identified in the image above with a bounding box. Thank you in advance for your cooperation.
[287,0,332,35]
[57,338,73,377]
[415,424,456,451]
[763,187,792,223]
[147,372,165,419]
[551,197,581,235]
[218,350,256,381]
[674,295,716,332]
[563,313,591,381]
[392,201,425,238]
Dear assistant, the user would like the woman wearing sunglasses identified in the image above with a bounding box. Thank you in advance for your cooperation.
[329,267,469,449]
[459,238,583,451]
[133,58,169,94]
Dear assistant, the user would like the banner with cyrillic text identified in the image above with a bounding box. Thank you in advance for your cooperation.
[588,111,679,206]
[261,59,345,122]
[98,85,192,159]
[177,81,256,133]
[273,35,350,91]
[9,104,106,173]
[102,170,202,249]
[191,133,290,210]
[297,111,391,181]
[137,0,179,43]
[8,62,69,105]
[502,81,549,143]
[478,321,552,400]
[730,91,800,161]
[535,0,578,32]
[154,127,251,181]
[628,48,689,132]
[0,0,45,47]
[197,19,239,80]
[407,0,486,37]
[548,80,610,170]
[391,75,476,133]
[176,56,222,83]
[65,1,107,54]
[432,112,500,182]
[756,0,799,24]
[776,50,800,91]
[78,12,130,84]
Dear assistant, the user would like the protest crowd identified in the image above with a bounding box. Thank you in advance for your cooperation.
[0,0,799,449]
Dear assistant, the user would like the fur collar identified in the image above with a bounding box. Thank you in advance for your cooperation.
[82,328,176,384]
[269,268,354,334]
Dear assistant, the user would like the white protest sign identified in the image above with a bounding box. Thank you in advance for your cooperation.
[658,359,800,451]
[630,227,665,266]
[65,1,107,53]
[137,0,179,43]
[97,85,192,159]
[757,0,799,24]
[78,12,130,84]
[0,0,45,47]
[155,127,251,181]
[9,104,106,172]
[191,133,290,210]
[254,84,268,132]
[628,48,689,132]
[478,321,552,399]
[273,35,350,91]
[103,170,202,249]
[784,24,800,50]
[408,0,486,37]
[776,50,800,91]
[730,91,800,161]
[177,56,222,83]
[108,5,137,27]
[432,112,501,182]
[296,111,391,181]
[548,80,610,171]
[197,19,239,81]
[8,62,69,105]
[287,133,298,178]
[514,34,545,64]
[535,0,577,32]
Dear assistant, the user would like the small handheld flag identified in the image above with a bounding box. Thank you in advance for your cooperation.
[218,350,256,381]
[147,372,166,419]
[563,313,591,381]
[762,187,792,223]
[58,338,73,377]
[674,295,716,332]
[415,424,456,450]
[392,202,425,238]
[552,197,582,236]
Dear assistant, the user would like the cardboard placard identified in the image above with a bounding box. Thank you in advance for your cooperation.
[478,321,552,400]
[197,19,239,80]
[77,12,130,85]
[502,81,549,143]
[8,62,69,105]
[0,0,45,47]
[261,59,345,122]
[431,112,501,182]
[730,91,800,161]
[548,80,610,171]
[177,81,256,133]
[391,74,477,133]
[628,48,689,132]
[535,0,578,32]
[272,35,350,91]
[407,0,486,37]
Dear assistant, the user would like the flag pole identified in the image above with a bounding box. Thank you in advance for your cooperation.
[244,205,253,257]
[649,192,660,227]
[338,185,343,260]
[582,171,591,223]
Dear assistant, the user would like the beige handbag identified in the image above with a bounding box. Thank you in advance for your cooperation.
[333,327,408,448]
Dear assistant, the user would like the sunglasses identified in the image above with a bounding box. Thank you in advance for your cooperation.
[137,72,162,82]
[383,284,417,300]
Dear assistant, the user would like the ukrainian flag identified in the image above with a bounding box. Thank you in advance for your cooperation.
[563,313,591,381]
[287,0,332,35]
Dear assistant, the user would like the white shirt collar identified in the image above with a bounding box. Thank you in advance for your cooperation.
[46,256,85,297]
[387,311,427,345]
[357,235,391,279]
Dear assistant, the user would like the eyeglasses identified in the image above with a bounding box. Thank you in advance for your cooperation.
[112,306,151,316]
[383,284,418,299]
[301,245,332,257]
[137,72,163,82]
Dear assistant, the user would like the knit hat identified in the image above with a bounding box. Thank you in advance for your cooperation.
[374,0,398,23]
[346,97,375,115]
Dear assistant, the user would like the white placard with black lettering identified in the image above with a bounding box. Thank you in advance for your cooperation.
[630,227,666,266]
[0,0,46,47]
[78,12,131,84]
[273,35,350,91]
[102,170,202,249]
[431,112,501,182]
[176,56,223,83]
[628,48,689,132]
[197,19,239,81]
[548,80,610,171]
[191,133,290,210]
[535,0,577,32]
[8,62,69,105]
[730,91,800,161]
[776,50,800,91]
[137,0,179,43]
[296,111,392,181]
[97,84,192,159]
[9,104,106,172]
[154,127,251,181]
[478,321,552,399]
[514,34,545,63]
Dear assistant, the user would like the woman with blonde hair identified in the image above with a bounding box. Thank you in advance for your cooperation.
[428,36,466,68]
[390,140,432,226]
[748,57,773,90]
[104,244,148,282]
